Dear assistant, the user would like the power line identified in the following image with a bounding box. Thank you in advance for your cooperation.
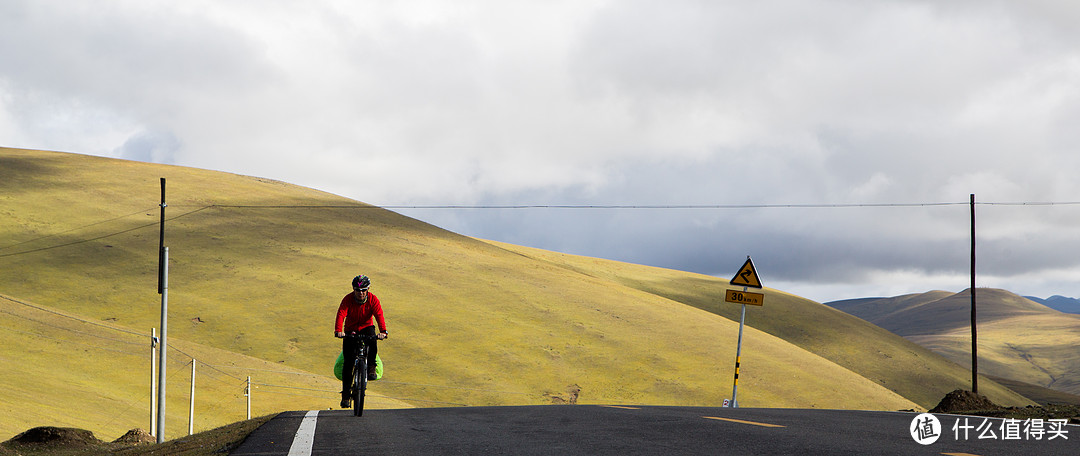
[0,311,142,350]
[167,344,247,382]
[0,206,211,259]
[202,202,971,209]
[201,200,1080,209]
[979,201,1080,206]
[0,207,158,252]
[388,203,968,209]
[0,294,146,338]
[5,199,1080,261]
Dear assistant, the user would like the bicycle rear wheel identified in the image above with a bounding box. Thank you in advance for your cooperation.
[353,356,367,416]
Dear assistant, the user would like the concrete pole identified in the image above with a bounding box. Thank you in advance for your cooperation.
[156,247,168,443]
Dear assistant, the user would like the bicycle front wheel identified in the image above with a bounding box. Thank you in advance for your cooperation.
[354,357,367,416]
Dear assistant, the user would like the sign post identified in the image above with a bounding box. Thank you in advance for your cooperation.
[727,256,763,408]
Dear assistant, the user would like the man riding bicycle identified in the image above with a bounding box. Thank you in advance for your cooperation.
[335,274,388,408]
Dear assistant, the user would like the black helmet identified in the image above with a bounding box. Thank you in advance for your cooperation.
[351,275,371,291]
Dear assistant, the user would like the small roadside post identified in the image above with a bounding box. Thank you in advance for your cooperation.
[726,256,763,408]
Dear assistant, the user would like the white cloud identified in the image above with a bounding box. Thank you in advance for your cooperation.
[5,0,1080,301]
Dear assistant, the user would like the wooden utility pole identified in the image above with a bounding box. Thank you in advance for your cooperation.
[970,193,978,394]
[158,178,166,294]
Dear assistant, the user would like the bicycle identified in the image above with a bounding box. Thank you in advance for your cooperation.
[343,331,383,416]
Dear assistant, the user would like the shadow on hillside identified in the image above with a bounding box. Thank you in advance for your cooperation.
[0,153,69,193]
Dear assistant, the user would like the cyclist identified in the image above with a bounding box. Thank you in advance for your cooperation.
[335,274,388,408]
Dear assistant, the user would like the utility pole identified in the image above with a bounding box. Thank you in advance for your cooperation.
[157,247,168,443]
[970,193,978,394]
[156,178,168,443]
[158,178,166,294]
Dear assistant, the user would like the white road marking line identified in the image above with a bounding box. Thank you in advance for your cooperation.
[287,410,319,456]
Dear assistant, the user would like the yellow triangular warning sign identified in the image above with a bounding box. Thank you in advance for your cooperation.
[729,257,762,288]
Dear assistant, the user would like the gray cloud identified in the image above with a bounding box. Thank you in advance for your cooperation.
[114,128,180,164]
[3,0,1080,302]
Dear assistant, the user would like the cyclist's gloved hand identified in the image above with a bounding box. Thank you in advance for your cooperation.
[335,331,345,338]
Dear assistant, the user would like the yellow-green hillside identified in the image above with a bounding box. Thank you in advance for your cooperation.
[0,292,411,442]
[831,289,1080,396]
[485,241,1033,409]
[0,147,1031,439]
[908,311,1080,396]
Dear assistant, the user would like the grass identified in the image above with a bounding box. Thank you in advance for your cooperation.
[0,147,1038,439]
[0,293,410,441]
[486,241,1034,409]
[907,312,1080,395]
[829,289,1080,396]
[986,376,1080,406]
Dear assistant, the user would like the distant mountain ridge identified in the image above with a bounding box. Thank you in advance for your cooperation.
[1026,295,1080,314]
[827,289,1057,336]
[826,289,1080,395]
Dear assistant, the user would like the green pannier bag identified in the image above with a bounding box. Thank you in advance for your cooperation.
[334,352,382,381]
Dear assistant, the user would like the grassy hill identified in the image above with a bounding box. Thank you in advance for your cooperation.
[488,242,1032,410]
[0,292,411,442]
[986,375,1080,406]
[0,147,1034,439]
[830,289,1058,336]
[828,291,955,331]
[828,290,1080,396]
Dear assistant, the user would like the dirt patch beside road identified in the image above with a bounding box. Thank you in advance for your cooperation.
[2,415,274,456]
[931,389,1080,424]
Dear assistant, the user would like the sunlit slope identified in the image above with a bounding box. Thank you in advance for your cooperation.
[0,293,411,442]
[485,241,1034,410]
[2,148,927,414]
[986,375,1080,406]
[906,314,1080,396]
[837,290,1080,396]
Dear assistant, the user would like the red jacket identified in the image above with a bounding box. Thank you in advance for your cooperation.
[335,292,387,333]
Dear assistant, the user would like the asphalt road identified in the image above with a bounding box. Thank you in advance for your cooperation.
[231,405,1079,455]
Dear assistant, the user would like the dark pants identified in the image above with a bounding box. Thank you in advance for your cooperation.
[342,326,378,394]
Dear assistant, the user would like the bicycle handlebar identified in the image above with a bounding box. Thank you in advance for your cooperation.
[343,332,385,341]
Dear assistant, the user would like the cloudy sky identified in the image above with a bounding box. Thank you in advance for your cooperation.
[4,0,1080,302]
